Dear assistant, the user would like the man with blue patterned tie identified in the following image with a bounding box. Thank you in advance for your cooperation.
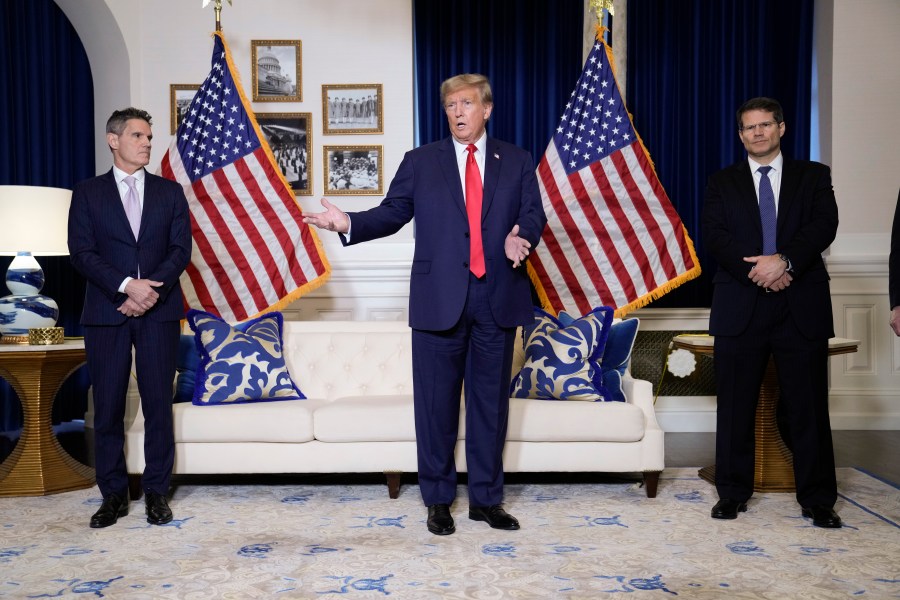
[68,108,192,528]
[702,97,841,528]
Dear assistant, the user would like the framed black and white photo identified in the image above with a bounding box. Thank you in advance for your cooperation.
[170,84,200,134]
[323,145,383,195]
[251,40,302,102]
[257,112,312,196]
[322,84,383,134]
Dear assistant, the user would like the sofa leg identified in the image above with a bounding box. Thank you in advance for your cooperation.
[128,474,143,501]
[384,471,402,499]
[642,471,661,498]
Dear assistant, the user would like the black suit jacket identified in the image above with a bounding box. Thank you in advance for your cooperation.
[890,189,900,309]
[68,169,192,324]
[342,136,547,331]
[702,158,838,339]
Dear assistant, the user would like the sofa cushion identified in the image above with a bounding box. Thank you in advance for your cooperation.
[187,309,304,405]
[506,397,645,442]
[510,306,614,402]
[314,395,416,442]
[174,399,317,443]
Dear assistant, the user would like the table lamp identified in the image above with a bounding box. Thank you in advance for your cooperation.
[0,185,72,344]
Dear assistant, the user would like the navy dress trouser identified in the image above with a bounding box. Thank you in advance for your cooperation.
[412,274,516,507]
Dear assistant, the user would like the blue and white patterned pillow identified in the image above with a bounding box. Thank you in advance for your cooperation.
[510,307,614,402]
[186,309,305,405]
[557,311,640,403]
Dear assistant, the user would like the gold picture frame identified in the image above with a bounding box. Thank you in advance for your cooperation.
[257,112,313,196]
[323,145,383,196]
[322,84,384,135]
[169,84,200,134]
[251,40,302,102]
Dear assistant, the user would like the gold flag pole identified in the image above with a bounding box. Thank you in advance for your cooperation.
[590,0,614,42]
[202,0,232,32]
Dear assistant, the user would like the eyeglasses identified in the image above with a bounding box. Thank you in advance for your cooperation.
[740,121,779,133]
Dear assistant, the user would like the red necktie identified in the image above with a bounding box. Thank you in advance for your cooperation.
[465,144,485,278]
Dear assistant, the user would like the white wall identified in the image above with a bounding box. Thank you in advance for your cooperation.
[53,0,900,430]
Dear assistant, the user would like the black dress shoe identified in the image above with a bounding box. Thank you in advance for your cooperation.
[711,498,748,520]
[427,504,455,535]
[469,504,520,530]
[90,493,129,528]
[145,492,173,525]
[802,505,842,528]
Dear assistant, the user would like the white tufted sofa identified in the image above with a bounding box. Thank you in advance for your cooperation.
[121,320,664,500]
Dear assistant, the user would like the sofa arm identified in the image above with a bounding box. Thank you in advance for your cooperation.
[622,374,662,431]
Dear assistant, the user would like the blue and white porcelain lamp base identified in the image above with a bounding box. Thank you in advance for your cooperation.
[0,252,60,344]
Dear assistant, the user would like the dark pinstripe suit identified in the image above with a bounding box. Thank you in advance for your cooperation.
[68,168,191,497]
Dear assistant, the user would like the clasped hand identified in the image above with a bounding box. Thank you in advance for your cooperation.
[118,278,163,317]
[745,254,792,292]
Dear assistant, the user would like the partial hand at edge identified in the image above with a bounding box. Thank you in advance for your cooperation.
[504,224,532,268]
[302,198,350,234]
[891,306,900,336]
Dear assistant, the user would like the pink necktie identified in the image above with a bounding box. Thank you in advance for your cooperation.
[123,175,142,240]
[465,144,485,278]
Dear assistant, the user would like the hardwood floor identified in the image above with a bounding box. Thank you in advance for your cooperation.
[665,430,900,485]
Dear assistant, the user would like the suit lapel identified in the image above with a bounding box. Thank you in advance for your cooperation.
[438,137,467,217]
[101,169,135,238]
[482,138,501,218]
[778,159,801,232]
[735,161,763,240]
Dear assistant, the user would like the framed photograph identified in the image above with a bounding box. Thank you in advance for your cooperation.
[251,40,302,102]
[322,84,383,134]
[170,84,200,134]
[257,112,312,196]
[323,145,383,195]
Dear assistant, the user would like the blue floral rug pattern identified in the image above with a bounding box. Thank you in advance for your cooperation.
[1,468,898,598]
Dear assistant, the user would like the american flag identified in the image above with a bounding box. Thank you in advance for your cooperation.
[528,37,700,317]
[159,32,329,322]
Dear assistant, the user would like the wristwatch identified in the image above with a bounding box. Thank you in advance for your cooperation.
[778,253,793,273]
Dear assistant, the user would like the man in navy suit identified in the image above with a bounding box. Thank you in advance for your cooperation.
[702,97,841,528]
[68,108,192,528]
[304,74,546,535]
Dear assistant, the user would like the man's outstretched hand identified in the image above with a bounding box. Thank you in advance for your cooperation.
[505,224,532,268]
[302,198,349,234]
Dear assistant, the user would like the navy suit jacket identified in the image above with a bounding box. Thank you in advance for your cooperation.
[702,158,838,339]
[68,169,192,325]
[343,136,547,331]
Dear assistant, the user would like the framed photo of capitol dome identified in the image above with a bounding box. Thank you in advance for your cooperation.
[251,40,302,102]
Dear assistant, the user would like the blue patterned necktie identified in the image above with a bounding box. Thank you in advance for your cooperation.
[757,166,777,255]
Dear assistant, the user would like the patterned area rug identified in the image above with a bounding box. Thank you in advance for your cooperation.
[2,468,898,599]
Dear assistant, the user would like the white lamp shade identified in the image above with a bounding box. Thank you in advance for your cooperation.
[0,185,72,256]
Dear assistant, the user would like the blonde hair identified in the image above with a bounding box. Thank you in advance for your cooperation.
[440,74,493,107]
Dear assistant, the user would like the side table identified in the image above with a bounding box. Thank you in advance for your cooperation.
[0,340,95,496]
[672,335,858,493]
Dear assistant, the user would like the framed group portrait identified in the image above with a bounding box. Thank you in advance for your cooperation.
[169,84,200,134]
[251,40,302,102]
[257,112,313,196]
[323,145,383,196]
[322,84,383,135]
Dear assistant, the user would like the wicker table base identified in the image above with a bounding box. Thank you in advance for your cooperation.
[0,341,94,496]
